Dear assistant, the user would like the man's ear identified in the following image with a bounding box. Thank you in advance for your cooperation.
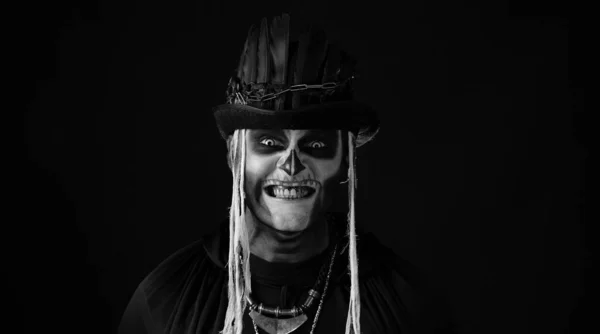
[338,130,350,178]
[226,135,233,170]
[343,130,350,166]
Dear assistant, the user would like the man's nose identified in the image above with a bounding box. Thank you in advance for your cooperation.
[279,149,306,176]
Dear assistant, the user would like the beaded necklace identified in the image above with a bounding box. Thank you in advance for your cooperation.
[248,243,338,334]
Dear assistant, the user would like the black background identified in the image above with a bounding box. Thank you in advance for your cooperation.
[18,0,590,333]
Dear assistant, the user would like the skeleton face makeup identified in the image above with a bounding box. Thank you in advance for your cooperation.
[244,129,344,232]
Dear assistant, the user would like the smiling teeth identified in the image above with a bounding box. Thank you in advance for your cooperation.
[273,186,309,199]
[264,179,319,189]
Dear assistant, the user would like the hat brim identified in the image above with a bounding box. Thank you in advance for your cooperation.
[213,101,379,147]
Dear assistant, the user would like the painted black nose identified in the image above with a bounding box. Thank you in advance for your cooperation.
[280,149,305,176]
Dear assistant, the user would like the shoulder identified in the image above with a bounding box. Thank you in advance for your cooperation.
[120,222,229,333]
[329,214,422,287]
[140,239,214,296]
[353,230,452,334]
[140,222,228,303]
[329,215,436,333]
[356,230,425,317]
[357,229,420,282]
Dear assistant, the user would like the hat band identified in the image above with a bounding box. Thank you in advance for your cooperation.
[226,76,355,106]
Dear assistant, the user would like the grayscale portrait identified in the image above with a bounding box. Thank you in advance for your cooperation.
[118,12,437,334]
[20,1,585,334]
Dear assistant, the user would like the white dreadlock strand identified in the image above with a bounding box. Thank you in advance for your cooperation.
[221,129,251,334]
[239,130,252,299]
[345,131,361,334]
[221,130,238,334]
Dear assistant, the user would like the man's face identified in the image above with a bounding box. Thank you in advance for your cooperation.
[244,129,344,232]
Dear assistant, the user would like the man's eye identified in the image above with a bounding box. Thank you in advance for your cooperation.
[260,138,279,147]
[308,141,326,149]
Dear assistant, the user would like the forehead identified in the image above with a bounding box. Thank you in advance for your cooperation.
[247,129,340,138]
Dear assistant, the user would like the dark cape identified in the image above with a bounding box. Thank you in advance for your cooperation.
[118,214,449,334]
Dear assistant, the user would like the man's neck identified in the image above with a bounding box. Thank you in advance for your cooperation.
[246,210,330,264]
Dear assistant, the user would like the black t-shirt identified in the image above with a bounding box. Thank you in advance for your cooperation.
[118,214,449,333]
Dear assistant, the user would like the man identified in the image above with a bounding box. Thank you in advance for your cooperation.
[119,13,437,334]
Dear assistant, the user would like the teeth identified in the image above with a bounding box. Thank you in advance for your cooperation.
[265,180,319,188]
[270,186,312,199]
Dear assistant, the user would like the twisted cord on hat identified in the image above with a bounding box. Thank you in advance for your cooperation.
[225,76,355,106]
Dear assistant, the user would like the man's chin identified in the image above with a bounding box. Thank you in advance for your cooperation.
[269,213,311,232]
[260,194,317,232]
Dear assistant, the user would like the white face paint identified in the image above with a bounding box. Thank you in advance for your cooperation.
[244,129,344,232]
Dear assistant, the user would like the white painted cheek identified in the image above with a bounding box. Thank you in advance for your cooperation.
[245,153,278,186]
[245,155,262,179]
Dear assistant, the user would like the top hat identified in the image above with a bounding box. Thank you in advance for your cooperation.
[213,13,379,147]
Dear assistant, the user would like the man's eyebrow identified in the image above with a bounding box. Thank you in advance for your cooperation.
[302,130,338,139]
[251,129,285,138]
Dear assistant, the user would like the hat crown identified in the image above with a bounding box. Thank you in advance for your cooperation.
[226,14,358,111]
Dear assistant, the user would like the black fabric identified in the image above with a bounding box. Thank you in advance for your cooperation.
[119,214,449,334]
